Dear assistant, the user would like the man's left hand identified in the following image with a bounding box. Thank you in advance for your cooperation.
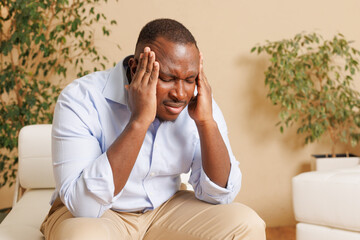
[188,53,214,125]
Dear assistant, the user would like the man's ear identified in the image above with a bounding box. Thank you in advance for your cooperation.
[128,57,137,77]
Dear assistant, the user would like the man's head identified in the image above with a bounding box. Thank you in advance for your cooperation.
[128,18,200,122]
[134,18,198,58]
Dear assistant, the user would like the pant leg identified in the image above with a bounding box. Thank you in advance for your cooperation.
[144,190,266,240]
[41,204,142,240]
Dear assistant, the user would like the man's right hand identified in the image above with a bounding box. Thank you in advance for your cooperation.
[125,47,159,127]
[108,47,159,195]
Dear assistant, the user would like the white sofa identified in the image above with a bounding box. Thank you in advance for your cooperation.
[293,160,360,240]
[0,124,193,240]
[0,124,54,240]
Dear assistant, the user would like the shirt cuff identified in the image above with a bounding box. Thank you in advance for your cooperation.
[82,152,116,205]
[199,160,241,203]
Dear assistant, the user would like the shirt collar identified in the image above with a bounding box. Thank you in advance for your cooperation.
[102,56,133,105]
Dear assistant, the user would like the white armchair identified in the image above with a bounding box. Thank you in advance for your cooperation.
[0,124,54,240]
[292,161,360,240]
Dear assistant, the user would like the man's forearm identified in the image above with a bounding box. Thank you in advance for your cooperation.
[196,120,231,188]
[107,119,149,195]
[108,47,159,196]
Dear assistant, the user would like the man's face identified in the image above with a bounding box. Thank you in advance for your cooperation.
[132,37,200,122]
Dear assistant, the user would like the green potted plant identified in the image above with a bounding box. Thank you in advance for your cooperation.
[251,32,360,170]
[0,0,118,187]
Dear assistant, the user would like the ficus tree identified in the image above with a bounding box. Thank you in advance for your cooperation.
[0,0,118,187]
[252,32,360,156]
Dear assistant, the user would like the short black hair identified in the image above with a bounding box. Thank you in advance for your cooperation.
[135,18,197,50]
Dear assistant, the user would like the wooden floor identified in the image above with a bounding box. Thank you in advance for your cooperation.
[0,208,11,223]
[266,226,296,240]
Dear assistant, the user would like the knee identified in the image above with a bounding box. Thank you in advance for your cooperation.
[242,208,266,237]
[52,218,114,240]
[223,203,266,239]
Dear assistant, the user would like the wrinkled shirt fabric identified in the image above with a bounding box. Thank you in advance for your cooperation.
[51,57,242,217]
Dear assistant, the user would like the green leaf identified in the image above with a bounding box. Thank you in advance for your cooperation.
[350,67,355,74]
[0,0,117,187]
[251,31,360,151]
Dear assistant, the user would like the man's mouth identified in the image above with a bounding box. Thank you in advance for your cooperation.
[163,101,186,115]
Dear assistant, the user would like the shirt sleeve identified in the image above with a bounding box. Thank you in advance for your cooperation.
[189,99,242,204]
[52,83,119,218]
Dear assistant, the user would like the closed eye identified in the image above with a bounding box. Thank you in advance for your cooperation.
[159,77,173,82]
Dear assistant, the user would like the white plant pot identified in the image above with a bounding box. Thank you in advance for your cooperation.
[312,154,360,171]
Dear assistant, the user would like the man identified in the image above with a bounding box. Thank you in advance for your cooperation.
[41,18,265,239]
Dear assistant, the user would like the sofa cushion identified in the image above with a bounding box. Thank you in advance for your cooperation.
[18,124,55,189]
[297,223,360,240]
[293,166,360,232]
[0,189,53,239]
[0,225,45,240]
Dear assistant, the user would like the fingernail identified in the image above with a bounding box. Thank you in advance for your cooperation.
[144,47,150,52]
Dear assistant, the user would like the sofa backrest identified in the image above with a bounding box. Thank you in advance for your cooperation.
[18,124,55,189]
[17,124,193,191]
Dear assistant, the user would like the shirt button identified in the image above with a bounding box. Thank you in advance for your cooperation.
[150,172,156,177]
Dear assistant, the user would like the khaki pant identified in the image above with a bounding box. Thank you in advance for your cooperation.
[41,190,265,240]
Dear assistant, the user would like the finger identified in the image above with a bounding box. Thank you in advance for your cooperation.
[196,52,205,89]
[198,52,211,91]
[142,50,155,85]
[149,61,159,86]
[198,52,204,80]
[133,47,150,85]
[139,47,150,76]
[199,52,209,84]
[196,52,204,86]
[131,53,142,85]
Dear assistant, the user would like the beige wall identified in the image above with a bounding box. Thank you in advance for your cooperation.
[97,0,360,227]
[1,0,360,227]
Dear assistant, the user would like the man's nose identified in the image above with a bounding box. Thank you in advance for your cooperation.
[170,80,186,101]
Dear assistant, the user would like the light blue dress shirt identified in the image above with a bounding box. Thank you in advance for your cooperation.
[51,58,242,218]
